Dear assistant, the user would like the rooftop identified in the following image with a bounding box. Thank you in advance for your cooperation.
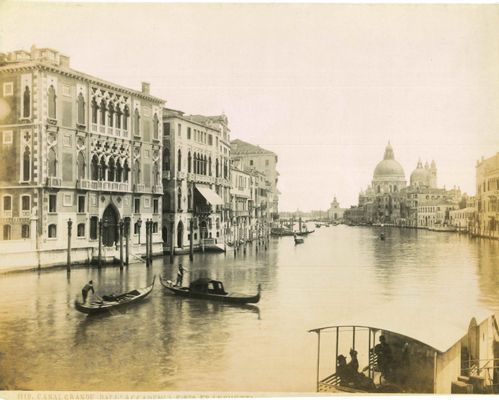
[231,139,276,157]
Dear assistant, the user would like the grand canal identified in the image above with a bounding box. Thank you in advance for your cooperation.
[0,225,498,392]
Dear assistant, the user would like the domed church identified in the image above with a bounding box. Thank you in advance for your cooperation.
[372,142,407,194]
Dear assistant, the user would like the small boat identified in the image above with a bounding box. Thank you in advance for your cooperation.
[74,276,155,315]
[160,275,261,304]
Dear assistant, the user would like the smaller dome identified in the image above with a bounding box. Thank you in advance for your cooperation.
[410,159,430,186]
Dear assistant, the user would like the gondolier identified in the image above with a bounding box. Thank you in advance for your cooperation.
[176,264,188,287]
[81,280,94,304]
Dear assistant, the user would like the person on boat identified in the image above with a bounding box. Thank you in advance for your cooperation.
[81,280,94,303]
[348,348,359,373]
[374,335,393,379]
[176,264,188,287]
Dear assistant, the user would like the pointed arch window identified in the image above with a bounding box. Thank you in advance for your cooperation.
[187,186,192,211]
[108,157,115,181]
[116,159,123,182]
[91,155,99,180]
[3,225,12,240]
[108,102,114,127]
[188,151,192,173]
[216,158,219,177]
[23,146,31,181]
[123,160,129,182]
[91,98,98,124]
[23,86,30,118]
[177,149,182,172]
[115,106,122,129]
[153,113,159,140]
[48,148,57,177]
[48,85,56,119]
[77,152,85,179]
[99,157,106,181]
[209,157,212,176]
[100,99,106,125]
[77,93,85,125]
[123,105,129,131]
[133,108,140,136]
[177,187,182,211]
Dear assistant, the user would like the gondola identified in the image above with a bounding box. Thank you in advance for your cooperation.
[74,276,155,315]
[159,275,261,304]
[294,234,304,244]
[296,229,315,236]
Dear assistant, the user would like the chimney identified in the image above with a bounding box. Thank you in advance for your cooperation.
[141,82,150,95]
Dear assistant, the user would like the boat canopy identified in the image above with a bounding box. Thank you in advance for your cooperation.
[309,304,492,354]
[195,184,224,205]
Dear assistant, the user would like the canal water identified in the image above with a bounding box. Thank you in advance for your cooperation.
[0,225,498,392]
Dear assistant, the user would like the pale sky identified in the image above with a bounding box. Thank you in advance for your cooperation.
[1,3,498,211]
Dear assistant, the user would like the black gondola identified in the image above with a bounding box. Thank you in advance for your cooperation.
[160,275,261,304]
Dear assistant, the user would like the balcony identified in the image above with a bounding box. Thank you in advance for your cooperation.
[162,171,171,180]
[177,171,187,180]
[91,181,102,190]
[152,184,163,194]
[194,205,213,215]
[187,173,195,182]
[76,179,91,190]
[46,176,62,187]
[20,210,31,218]
[133,183,146,193]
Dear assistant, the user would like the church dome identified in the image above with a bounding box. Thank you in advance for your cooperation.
[410,160,430,186]
[373,142,405,180]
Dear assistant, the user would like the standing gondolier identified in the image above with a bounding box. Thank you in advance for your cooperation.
[175,264,188,287]
[81,280,95,304]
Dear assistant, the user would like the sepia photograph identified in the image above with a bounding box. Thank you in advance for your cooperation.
[0,2,499,397]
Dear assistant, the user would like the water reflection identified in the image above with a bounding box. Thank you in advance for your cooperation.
[0,227,498,391]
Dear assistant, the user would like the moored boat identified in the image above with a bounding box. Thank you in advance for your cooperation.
[74,276,155,315]
[294,234,304,244]
[160,275,261,304]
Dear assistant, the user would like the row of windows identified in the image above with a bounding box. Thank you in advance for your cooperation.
[176,149,229,178]
[1,224,30,240]
[2,194,31,212]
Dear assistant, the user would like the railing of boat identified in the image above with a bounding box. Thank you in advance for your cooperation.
[461,358,499,393]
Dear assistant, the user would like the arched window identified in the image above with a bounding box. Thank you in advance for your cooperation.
[188,152,192,173]
[108,102,114,127]
[203,155,207,175]
[108,157,115,182]
[91,98,98,124]
[23,86,30,118]
[21,224,30,239]
[177,149,182,172]
[115,105,122,129]
[123,105,129,131]
[77,93,85,125]
[91,155,99,180]
[48,85,56,119]
[134,160,140,184]
[153,113,159,139]
[187,186,192,211]
[77,223,85,237]
[77,152,85,179]
[3,225,12,240]
[177,187,182,210]
[216,159,219,177]
[209,156,212,176]
[100,99,106,125]
[23,146,31,181]
[163,148,170,171]
[134,108,140,136]
[48,148,57,177]
[99,157,106,181]
[116,160,122,182]
[123,160,129,182]
[48,224,57,238]
[90,216,98,240]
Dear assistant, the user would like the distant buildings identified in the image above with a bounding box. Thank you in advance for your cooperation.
[327,197,345,222]
[345,142,465,230]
